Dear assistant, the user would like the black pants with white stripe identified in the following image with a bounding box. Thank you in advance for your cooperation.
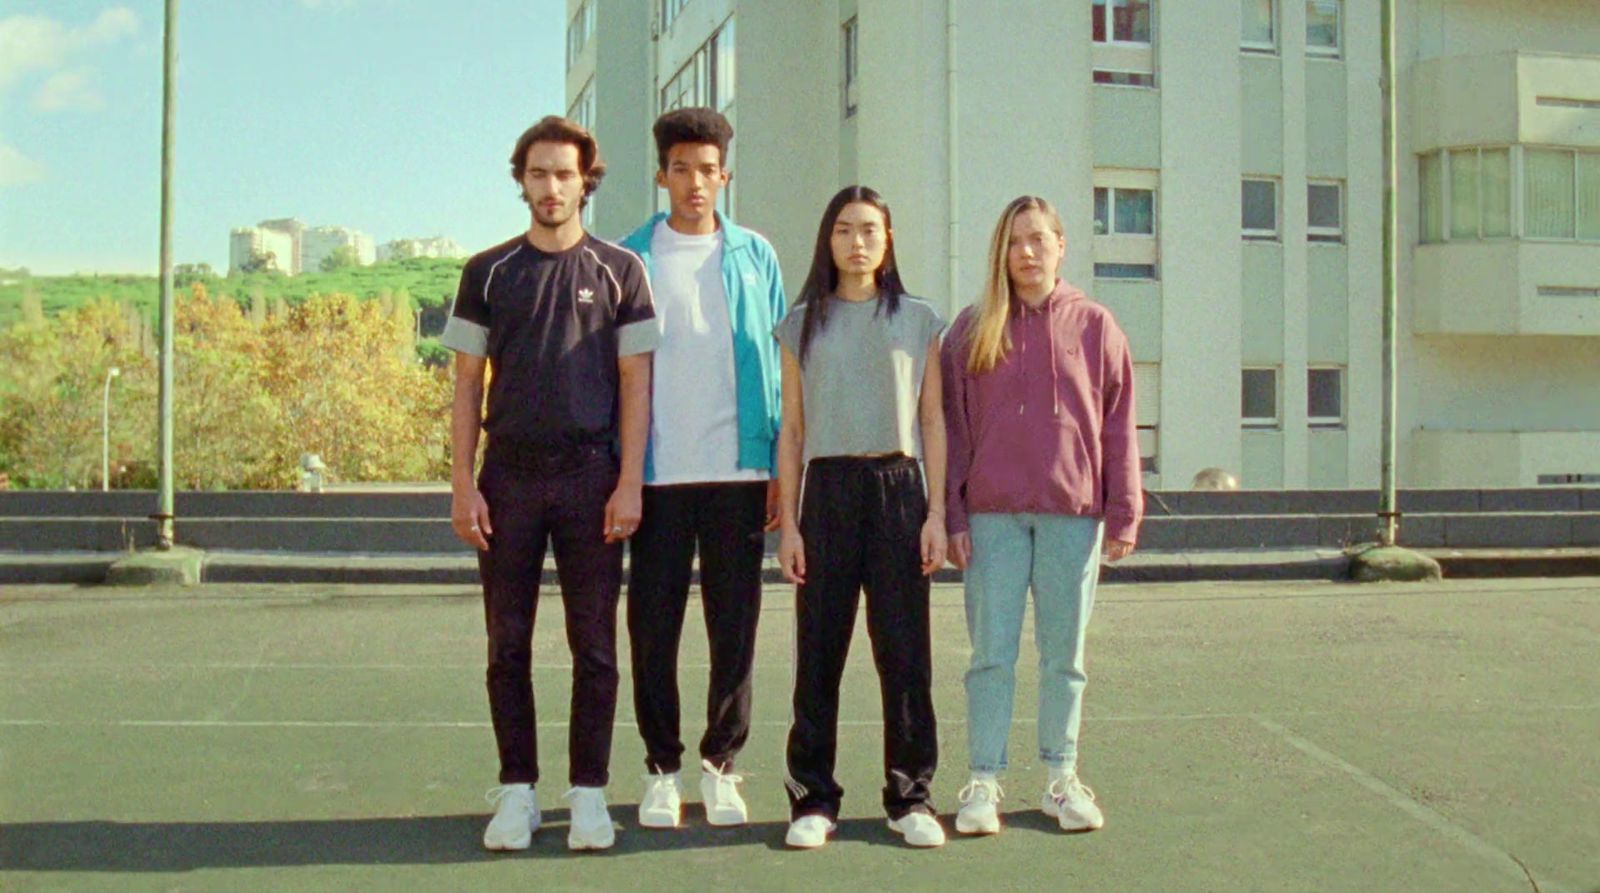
[784,454,938,821]
[627,481,767,774]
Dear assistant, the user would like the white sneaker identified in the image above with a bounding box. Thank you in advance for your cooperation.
[784,814,836,849]
[563,786,616,850]
[700,760,749,826]
[482,783,539,851]
[887,811,947,847]
[1041,770,1105,832]
[955,775,1004,835]
[638,771,682,828]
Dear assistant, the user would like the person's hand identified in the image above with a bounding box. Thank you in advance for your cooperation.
[452,487,492,551]
[1104,538,1135,562]
[763,480,782,532]
[778,524,806,584]
[949,531,972,569]
[604,482,642,543]
[920,517,947,576]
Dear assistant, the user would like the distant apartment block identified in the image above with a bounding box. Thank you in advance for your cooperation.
[228,225,298,276]
[227,218,377,275]
[301,226,377,272]
[376,236,468,262]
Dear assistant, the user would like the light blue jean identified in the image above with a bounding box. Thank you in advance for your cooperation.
[963,513,1102,774]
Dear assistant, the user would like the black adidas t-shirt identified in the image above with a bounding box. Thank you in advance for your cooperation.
[441,233,658,448]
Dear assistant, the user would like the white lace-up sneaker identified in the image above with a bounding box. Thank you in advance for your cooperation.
[482,783,539,851]
[563,786,616,850]
[700,760,749,826]
[1041,770,1104,832]
[954,775,1004,835]
[887,811,947,847]
[638,771,682,828]
[784,814,836,849]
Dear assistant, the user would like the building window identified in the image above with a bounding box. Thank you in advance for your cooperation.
[1306,0,1340,56]
[1423,147,1597,244]
[1242,367,1280,428]
[1419,152,1444,243]
[660,0,689,32]
[1525,147,1600,241]
[1242,0,1275,53]
[1093,0,1152,45]
[1448,149,1513,240]
[1095,187,1155,236]
[1094,263,1159,279]
[567,78,595,131]
[1093,71,1156,87]
[566,1,594,71]
[842,17,859,118]
[1134,363,1160,476]
[659,17,735,113]
[1092,0,1155,86]
[1242,178,1279,240]
[1308,180,1343,243]
[1307,367,1344,427]
[1093,171,1159,280]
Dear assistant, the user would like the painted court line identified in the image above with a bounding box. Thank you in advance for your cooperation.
[4,704,1595,731]
[1253,715,1576,893]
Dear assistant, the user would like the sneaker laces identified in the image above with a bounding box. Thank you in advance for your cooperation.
[485,784,530,808]
[957,777,1004,805]
[702,760,744,802]
[1048,774,1096,803]
[640,772,678,803]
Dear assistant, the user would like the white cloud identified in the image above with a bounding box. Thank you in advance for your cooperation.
[35,68,103,112]
[0,6,138,108]
[0,140,47,189]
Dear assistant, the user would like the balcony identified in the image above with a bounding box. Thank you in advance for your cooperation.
[1413,51,1600,152]
[1413,241,1600,335]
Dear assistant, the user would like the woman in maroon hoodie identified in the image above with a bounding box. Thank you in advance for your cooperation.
[941,195,1143,836]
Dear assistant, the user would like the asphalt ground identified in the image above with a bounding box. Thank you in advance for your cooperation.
[1,577,1596,892]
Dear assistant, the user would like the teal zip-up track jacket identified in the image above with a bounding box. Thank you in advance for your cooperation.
[619,212,787,483]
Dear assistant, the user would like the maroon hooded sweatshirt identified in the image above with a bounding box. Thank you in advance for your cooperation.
[941,279,1143,544]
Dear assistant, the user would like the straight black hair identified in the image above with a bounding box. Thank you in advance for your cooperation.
[795,185,907,363]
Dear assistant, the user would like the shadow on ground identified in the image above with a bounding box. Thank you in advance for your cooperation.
[2,807,1076,871]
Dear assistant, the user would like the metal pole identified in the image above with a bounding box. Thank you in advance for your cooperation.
[102,367,120,491]
[1378,0,1400,546]
[155,0,178,548]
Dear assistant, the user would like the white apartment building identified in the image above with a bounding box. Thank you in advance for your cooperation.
[569,0,1600,489]
[376,236,468,262]
[301,225,377,273]
[228,225,297,276]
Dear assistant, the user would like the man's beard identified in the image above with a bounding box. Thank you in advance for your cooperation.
[526,194,578,229]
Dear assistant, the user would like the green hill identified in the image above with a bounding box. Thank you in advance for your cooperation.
[0,257,466,330]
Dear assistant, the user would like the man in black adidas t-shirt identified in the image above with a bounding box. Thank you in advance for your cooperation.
[441,115,657,853]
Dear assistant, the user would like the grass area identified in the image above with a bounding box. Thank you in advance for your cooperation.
[0,257,465,329]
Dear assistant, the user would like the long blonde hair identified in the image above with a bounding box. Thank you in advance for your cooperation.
[964,195,1064,375]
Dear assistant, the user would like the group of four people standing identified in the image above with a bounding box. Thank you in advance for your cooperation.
[440,107,1143,853]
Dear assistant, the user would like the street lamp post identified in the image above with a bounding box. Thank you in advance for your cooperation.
[102,367,121,491]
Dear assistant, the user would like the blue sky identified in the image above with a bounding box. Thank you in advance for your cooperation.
[0,0,566,275]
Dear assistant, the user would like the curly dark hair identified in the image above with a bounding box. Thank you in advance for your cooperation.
[652,106,733,171]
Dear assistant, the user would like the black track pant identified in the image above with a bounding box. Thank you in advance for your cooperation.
[784,455,937,821]
[628,481,767,773]
[477,444,621,788]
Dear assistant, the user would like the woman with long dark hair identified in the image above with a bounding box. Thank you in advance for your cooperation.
[774,186,948,849]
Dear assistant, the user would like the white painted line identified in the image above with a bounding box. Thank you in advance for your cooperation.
[4,704,1594,732]
[1253,716,1575,893]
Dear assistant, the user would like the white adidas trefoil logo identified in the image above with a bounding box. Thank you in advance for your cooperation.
[577,287,595,304]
